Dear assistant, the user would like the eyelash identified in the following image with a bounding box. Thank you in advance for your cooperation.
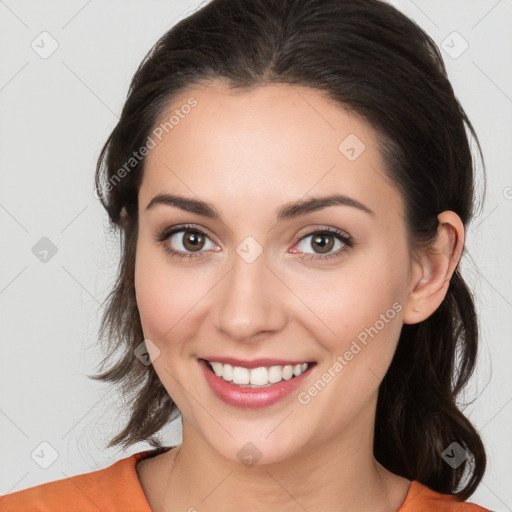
[154,223,353,262]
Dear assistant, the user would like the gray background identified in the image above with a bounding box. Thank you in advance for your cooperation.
[0,0,510,509]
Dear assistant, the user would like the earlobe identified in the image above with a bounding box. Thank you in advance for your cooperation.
[403,211,464,325]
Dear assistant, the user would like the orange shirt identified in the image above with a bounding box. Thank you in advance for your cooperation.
[0,448,490,511]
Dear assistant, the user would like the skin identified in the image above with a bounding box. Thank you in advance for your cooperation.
[133,82,464,512]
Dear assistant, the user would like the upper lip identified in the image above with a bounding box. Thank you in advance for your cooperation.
[199,357,314,369]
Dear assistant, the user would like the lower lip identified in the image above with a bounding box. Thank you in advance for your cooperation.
[198,359,315,409]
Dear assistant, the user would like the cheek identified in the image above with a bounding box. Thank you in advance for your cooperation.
[134,239,206,341]
[298,265,402,344]
[292,264,405,424]
[291,250,407,386]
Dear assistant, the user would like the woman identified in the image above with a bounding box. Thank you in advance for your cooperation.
[1,0,490,510]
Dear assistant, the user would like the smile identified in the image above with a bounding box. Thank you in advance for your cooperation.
[206,360,310,387]
[198,358,317,408]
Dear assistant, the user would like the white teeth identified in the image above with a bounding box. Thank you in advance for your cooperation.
[282,365,294,380]
[211,361,223,376]
[249,367,268,385]
[268,365,282,384]
[222,363,233,382]
[232,366,250,385]
[206,360,311,386]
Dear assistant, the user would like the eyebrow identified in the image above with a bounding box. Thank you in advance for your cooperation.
[145,192,374,221]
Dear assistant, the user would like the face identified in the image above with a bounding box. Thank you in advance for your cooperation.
[134,82,417,465]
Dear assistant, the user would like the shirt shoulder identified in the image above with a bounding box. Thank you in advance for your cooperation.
[399,480,491,512]
[0,449,162,512]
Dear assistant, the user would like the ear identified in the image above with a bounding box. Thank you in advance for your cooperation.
[402,211,464,325]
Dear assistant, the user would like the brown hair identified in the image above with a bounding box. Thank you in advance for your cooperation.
[91,0,487,500]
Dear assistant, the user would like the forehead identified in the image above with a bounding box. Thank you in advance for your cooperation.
[140,82,402,221]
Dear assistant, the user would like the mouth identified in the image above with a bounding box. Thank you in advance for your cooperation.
[202,358,313,387]
[198,358,317,408]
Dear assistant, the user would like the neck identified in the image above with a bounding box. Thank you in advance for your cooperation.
[178,443,389,511]
[142,399,410,512]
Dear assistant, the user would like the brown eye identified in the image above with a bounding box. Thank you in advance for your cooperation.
[181,230,206,252]
[311,233,335,254]
[293,228,353,262]
[156,224,220,259]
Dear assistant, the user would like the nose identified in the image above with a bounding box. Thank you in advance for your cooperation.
[213,247,288,343]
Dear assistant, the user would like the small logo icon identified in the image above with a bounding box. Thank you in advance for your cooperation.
[236,236,263,264]
[31,441,59,469]
[338,134,366,161]
[236,442,262,467]
[441,441,468,469]
[441,31,469,59]
[134,339,161,366]
[32,237,58,263]
[31,31,59,59]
